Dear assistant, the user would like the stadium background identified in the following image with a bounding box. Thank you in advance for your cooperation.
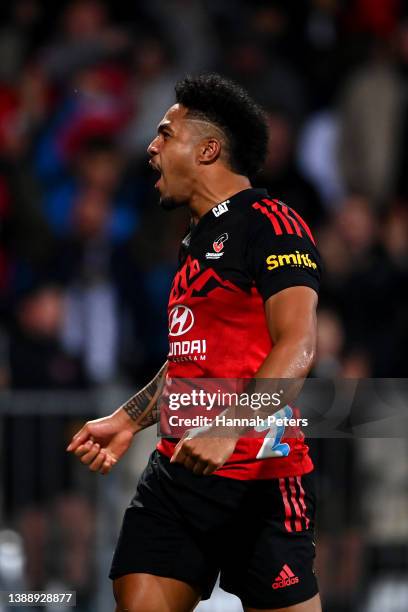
[0,0,407,610]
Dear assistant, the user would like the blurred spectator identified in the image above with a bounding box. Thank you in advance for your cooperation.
[338,40,403,205]
[0,64,50,162]
[394,19,408,200]
[223,38,307,123]
[255,109,326,227]
[342,0,401,39]
[50,142,128,384]
[42,135,137,239]
[315,308,344,377]
[35,64,132,183]
[120,36,178,157]
[123,0,217,156]
[39,0,130,83]
[297,110,346,209]
[142,0,217,73]
[317,195,407,376]
[0,175,13,316]
[0,1,47,83]
[4,283,94,594]
[9,284,86,388]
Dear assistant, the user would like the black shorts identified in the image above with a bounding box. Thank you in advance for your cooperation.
[110,450,318,609]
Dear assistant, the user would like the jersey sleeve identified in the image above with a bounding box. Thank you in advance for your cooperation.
[246,199,322,301]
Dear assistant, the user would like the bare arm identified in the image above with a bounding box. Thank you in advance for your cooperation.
[121,361,167,432]
[257,286,317,378]
[67,362,167,474]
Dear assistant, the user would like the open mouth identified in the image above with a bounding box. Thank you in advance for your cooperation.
[149,161,162,189]
[155,174,163,189]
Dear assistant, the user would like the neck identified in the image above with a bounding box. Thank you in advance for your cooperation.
[188,172,252,223]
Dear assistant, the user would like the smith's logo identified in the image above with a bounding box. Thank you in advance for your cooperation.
[266,251,317,271]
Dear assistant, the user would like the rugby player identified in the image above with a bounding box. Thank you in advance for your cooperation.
[67,74,322,612]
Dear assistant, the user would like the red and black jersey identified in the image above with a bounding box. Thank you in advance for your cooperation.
[157,188,322,480]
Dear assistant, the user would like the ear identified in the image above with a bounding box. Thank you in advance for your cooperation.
[197,138,221,165]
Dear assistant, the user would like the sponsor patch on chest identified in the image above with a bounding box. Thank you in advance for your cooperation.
[206,233,229,260]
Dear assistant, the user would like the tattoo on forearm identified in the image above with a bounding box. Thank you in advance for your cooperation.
[122,362,167,428]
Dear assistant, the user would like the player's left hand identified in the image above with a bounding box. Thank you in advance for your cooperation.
[170,433,238,475]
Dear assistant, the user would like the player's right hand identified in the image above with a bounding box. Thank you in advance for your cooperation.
[66,410,135,475]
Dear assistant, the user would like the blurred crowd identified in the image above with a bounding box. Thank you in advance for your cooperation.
[1,1,408,610]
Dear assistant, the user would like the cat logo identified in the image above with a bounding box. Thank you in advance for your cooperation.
[212,201,229,217]
[266,251,317,271]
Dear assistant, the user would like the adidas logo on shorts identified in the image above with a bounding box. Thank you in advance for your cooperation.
[272,564,300,589]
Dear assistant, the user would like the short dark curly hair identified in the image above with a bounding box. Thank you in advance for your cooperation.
[175,73,268,178]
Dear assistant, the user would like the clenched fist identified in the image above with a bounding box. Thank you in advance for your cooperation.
[66,409,136,475]
[170,433,238,476]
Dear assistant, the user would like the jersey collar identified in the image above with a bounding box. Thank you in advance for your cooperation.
[224,187,268,210]
[190,187,268,235]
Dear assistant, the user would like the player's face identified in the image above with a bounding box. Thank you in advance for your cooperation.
[147,104,201,209]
